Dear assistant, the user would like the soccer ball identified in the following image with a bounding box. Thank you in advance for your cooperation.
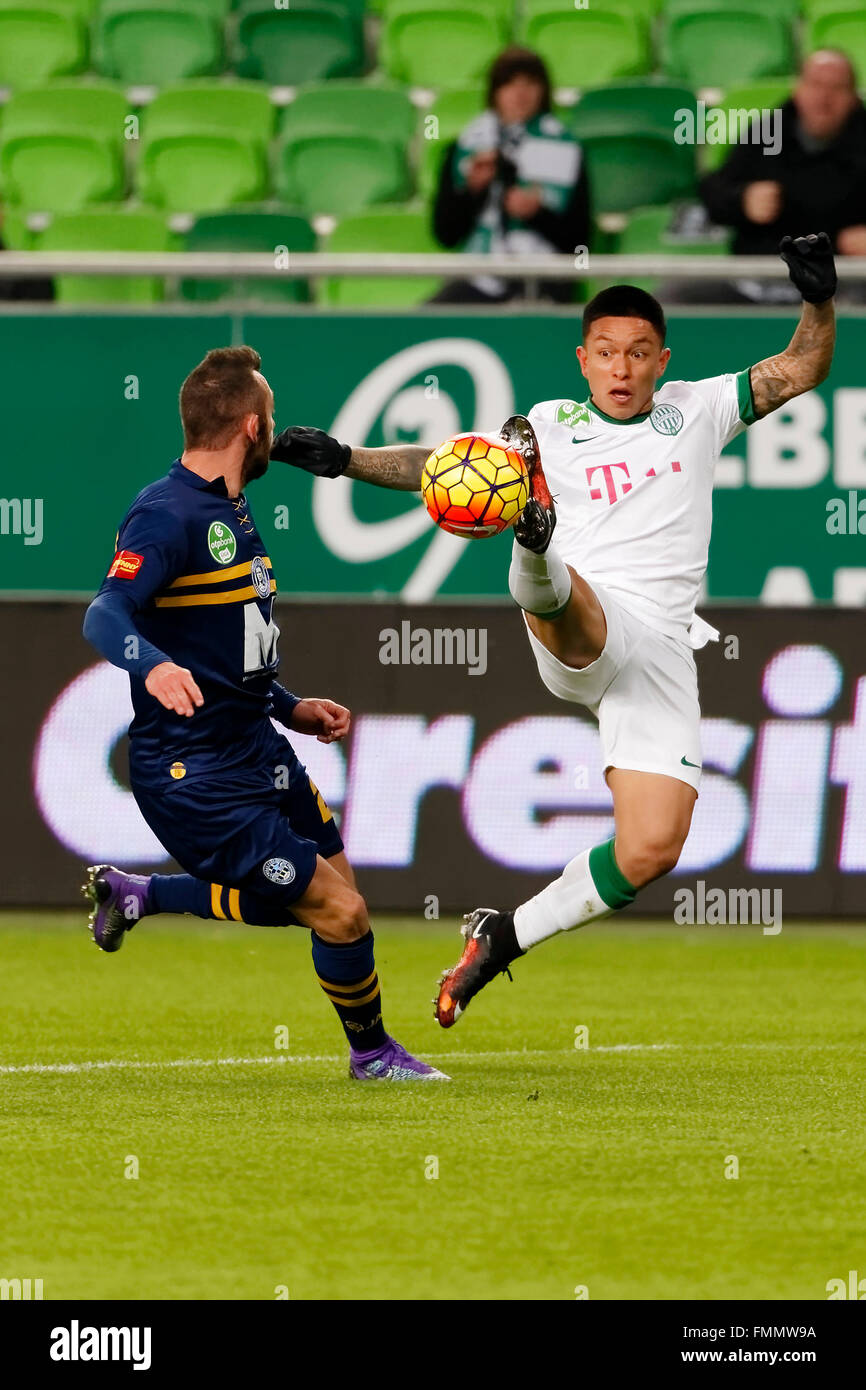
[422,433,529,539]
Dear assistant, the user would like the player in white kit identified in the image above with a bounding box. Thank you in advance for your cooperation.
[434,232,838,1027]
[265,233,837,1032]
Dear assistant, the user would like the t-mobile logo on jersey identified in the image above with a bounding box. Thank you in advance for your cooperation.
[586,460,682,505]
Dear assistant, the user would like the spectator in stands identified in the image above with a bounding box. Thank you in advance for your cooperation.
[429,48,590,304]
[0,205,52,302]
[699,49,866,303]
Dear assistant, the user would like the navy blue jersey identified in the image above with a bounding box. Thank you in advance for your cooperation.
[90,459,294,761]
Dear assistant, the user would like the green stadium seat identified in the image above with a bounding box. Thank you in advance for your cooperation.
[181,205,316,302]
[1,204,34,248]
[0,83,128,212]
[701,78,795,171]
[806,4,866,86]
[597,0,664,10]
[95,0,224,85]
[0,79,129,138]
[282,82,416,147]
[0,0,87,87]
[608,202,730,292]
[57,0,100,14]
[569,83,698,215]
[417,87,485,197]
[233,0,364,84]
[276,125,411,217]
[664,0,800,15]
[380,0,510,89]
[34,205,176,303]
[662,4,795,88]
[142,81,275,144]
[582,200,728,299]
[138,83,273,213]
[323,207,445,306]
[520,0,652,89]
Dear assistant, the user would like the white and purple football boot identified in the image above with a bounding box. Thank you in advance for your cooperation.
[83,864,152,952]
[349,1037,450,1082]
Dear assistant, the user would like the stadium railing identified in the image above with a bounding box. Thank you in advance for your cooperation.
[2,252,866,288]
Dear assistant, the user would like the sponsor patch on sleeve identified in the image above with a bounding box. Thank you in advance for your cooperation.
[108,549,144,579]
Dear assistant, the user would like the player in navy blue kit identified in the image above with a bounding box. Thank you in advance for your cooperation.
[82,346,447,1082]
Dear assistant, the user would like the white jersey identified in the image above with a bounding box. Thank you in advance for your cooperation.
[527,372,755,645]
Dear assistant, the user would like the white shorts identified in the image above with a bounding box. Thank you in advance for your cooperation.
[523,582,703,792]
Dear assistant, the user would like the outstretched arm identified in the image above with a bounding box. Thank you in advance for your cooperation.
[750,232,837,419]
[271,425,427,491]
[344,445,428,492]
[750,299,835,418]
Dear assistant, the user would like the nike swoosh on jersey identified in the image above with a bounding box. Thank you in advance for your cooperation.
[572,435,602,444]
[681,755,701,768]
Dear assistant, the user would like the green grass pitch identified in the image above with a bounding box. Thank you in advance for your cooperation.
[2,914,865,1301]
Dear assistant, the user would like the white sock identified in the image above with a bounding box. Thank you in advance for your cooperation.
[508,537,571,617]
[514,849,612,950]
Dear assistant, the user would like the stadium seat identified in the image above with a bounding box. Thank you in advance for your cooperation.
[1,204,33,248]
[417,86,485,197]
[34,205,176,304]
[663,0,800,15]
[595,0,664,10]
[138,83,273,213]
[276,122,411,218]
[569,83,698,215]
[95,0,224,85]
[0,83,128,212]
[281,82,417,148]
[0,0,87,87]
[142,81,275,144]
[608,202,730,292]
[661,3,795,88]
[701,78,795,172]
[805,3,866,85]
[233,0,364,84]
[519,0,652,89]
[380,0,510,89]
[322,206,445,306]
[180,205,316,302]
[53,0,101,14]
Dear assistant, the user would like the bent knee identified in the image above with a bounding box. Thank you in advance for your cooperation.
[330,890,369,941]
[620,837,684,888]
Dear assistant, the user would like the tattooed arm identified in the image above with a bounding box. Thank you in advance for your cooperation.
[749,299,836,419]
[270,426,427,489]
[344,444,429,492]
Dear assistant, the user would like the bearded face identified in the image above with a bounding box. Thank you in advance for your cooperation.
[240,413,273,486]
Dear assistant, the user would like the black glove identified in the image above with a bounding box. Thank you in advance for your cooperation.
[779,232,837,304]
[270,425,351,478]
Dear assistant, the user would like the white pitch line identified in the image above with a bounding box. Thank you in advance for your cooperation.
[6,1041,858,1076]
[0,1045,682,1076]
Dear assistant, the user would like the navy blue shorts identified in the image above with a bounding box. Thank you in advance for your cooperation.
[131,726,343,906]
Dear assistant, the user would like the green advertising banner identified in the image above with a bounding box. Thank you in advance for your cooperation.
[2,310,865,602]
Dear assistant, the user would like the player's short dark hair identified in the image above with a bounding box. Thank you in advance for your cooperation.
[486,47,552,115]
[180,345,266,450]
[582,285,667,345]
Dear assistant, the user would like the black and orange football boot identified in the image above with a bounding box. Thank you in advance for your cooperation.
[501,414,556,555]
[434,908,525,1028]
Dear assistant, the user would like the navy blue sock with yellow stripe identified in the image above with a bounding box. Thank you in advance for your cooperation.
[311,929,387,1052]
[147,876,294,926]
[147,873,212,918]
